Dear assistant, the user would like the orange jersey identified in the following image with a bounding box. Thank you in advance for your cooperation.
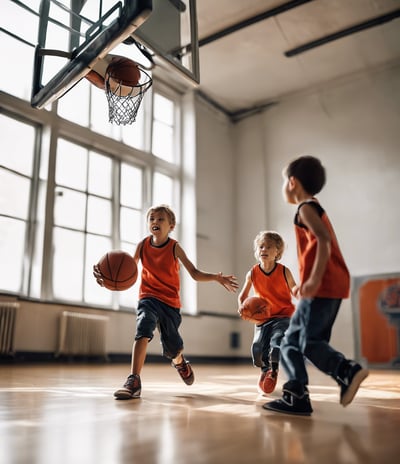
[139,236,181,308]
[295,200,350,299]
[251,263,295,318]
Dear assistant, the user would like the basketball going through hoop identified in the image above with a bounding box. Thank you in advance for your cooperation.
[85,54,152,125]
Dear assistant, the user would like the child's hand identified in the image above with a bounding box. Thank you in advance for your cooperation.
[217,272,239,292]
[299,278,320,298]
[93,264,104,287]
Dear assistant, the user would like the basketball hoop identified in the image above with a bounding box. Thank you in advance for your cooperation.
[85,55,153,125]
[105,67,152,125]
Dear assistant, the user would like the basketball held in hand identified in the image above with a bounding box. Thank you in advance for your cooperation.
[96,250,137,291]
[240,296,271,324]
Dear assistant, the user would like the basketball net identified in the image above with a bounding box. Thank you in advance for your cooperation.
[105,67,152,125]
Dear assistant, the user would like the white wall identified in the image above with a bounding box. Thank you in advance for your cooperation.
[233,63,400,358]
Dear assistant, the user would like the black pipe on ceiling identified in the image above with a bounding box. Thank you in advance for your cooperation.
[198,0,314,48]
[285,9,400,57]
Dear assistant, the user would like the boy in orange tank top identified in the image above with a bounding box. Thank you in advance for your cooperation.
[95,204,238,399]
[264,156,369,416]
[238,231,297,395]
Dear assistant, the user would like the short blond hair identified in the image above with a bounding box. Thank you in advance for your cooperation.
[146,204,176,226]
[253,231,285,261]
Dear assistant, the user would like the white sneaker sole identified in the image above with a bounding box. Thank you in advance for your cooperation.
[341,368,369,407]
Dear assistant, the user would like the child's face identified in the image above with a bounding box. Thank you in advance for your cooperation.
[256,239,279,264]
[147,210,174,237]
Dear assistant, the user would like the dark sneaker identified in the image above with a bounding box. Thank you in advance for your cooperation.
[172,357,194,385]
[258,369,278,394]
[114,374,141,400]
[338,361,369,407]
[263,381,313,416]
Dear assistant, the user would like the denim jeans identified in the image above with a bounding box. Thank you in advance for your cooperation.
[280,297,346,387]
[251,317,290,371]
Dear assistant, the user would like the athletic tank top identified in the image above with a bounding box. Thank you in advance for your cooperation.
[251,263,295,318]
[294,200,350,298]
[139,236,181,308]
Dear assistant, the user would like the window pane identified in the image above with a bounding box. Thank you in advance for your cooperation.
[57,79,90,126]
[152,120,173,162]
[121,108,145,150]
[154,94,174,125]
[118,277,138,309]
[87,196,112,235]
[54,188,86,229]
[1,1,39,46]
[56,140,88,190]
[0,114,35,176]
[120,163,142,208]
[119,240,140,308]
[0,217,25,293]
[90,88,121,141]
[120,207,142,243]
[153,172,174,207]
[53,227,84,301]
[84,234,113,306]
[88,152,112,198]
[0,170,31,219]
[0,34,34,100]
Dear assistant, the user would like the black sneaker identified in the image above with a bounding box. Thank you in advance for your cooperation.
[338,361,369,407]
[263,381,313,416]
[172,356,194,385]
[114,374,141,399]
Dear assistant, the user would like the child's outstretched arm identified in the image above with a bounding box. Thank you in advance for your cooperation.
[175,243,238,292]
[298,203,331,297]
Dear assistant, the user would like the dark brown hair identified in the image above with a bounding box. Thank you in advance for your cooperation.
[284,156,326,195]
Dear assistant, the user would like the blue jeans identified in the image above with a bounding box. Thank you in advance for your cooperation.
[135,297,183,359]
[280,297,346,387]
[251,317,290,371]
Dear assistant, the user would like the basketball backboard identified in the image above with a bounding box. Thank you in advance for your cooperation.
[29,0,199,109]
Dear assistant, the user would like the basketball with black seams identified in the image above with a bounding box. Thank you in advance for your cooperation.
[96,250,137,291]
[239,296,271,324]
[106,57,141,88]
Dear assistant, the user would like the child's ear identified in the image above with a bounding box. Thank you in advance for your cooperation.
[288,176,297,189]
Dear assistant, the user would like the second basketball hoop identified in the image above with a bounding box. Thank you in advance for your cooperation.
[86,55,152,125]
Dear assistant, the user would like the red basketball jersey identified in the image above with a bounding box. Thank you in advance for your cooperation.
[139,236,181,308]
[294,200,350,299]
[251,263,295,318]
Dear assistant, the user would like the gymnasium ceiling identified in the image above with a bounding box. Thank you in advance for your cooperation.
[193,0,400,120]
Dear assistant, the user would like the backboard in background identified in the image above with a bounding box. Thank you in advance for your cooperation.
[29,0,199,109]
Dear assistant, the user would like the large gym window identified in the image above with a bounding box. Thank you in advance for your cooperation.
[1,78,184,313]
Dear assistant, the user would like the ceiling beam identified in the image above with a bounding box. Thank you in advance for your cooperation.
[285,9,400,57]
[198,0,314,47]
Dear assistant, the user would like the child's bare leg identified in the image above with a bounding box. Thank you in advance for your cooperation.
[131,337,149,375]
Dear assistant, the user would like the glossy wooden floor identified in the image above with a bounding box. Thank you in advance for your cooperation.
[1,363,399,464]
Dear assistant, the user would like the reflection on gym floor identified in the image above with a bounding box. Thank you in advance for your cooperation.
[0,363,399,464]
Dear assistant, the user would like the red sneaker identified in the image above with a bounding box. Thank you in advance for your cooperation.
[114,374,141,399]
[172,356,195,385]
[259,369,278,394]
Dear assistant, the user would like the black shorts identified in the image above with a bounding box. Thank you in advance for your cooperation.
[135,297,183,359]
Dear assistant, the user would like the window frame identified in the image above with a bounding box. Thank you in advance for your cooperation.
[0,78,187,312]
